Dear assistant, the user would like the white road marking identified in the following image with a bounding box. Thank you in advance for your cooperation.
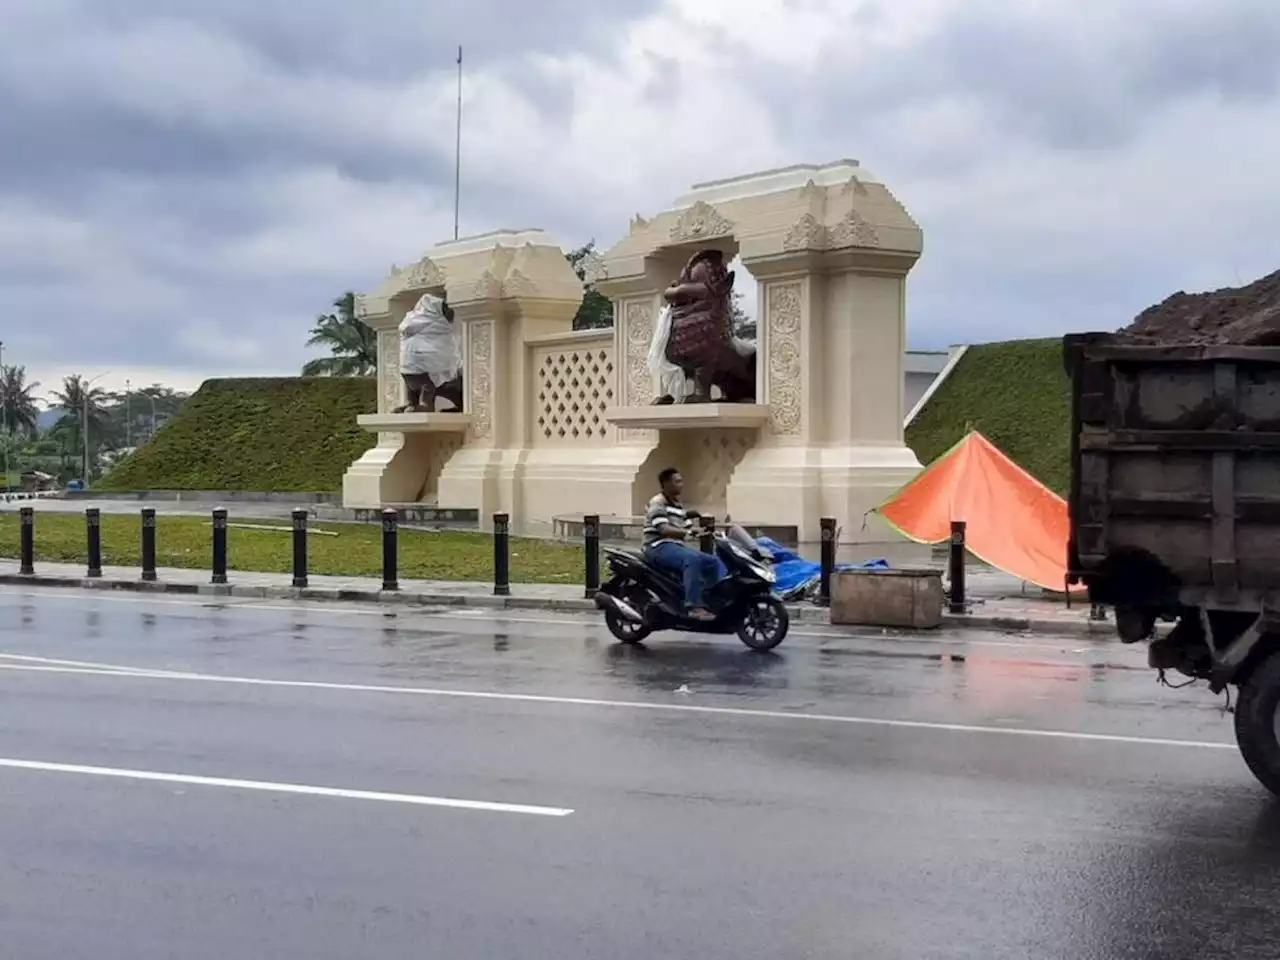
[0,757,573,816]
[0,588,1091,650]
[0,653,1233,752]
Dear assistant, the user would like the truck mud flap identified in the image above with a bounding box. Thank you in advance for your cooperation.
[1209,611,1275,693]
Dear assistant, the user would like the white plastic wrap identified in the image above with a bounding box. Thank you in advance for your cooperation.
[647,305,691,400]
[399,294,462,383]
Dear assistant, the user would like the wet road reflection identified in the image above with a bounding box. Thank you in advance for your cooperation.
[0,587,1276,959]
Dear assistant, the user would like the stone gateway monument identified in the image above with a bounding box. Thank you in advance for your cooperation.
[342,159,923,544]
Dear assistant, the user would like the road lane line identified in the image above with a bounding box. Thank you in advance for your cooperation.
[0,654,1234,751]
[0,757,574,816]
[0,589,1093,649]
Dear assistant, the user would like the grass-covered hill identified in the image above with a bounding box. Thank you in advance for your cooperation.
[99,378,376,492]
[905,338,1071,494]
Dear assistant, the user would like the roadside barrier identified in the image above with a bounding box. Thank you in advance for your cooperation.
[85,508,102,579]
[211,508,228,585]
[948,520,967,614]
[141,508,157,582]
[381,508,399,591]
[817,517,836,607]
[13,507,854,605]
[583,514,600,599]
[291,508,309,589]
[492,513,511,597]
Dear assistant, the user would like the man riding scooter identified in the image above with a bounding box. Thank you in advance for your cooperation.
[642,467,721,621]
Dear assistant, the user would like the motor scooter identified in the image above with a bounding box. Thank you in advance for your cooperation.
[593,531,789,651]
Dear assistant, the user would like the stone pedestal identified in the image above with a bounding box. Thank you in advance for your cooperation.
[598,159,924,542]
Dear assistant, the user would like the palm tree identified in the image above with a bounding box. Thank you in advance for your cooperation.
[302,292,377,376]
[0,364,41,438]
[49,375,111,479]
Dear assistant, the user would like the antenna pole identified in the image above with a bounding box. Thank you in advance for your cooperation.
[453,45,463,240]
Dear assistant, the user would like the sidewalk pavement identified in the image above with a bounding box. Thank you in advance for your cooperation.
[0,558,1122,638]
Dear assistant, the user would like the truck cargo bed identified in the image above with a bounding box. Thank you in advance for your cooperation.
[1065,334,1280,611]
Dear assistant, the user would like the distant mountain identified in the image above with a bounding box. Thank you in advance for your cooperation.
[37,408,64,430]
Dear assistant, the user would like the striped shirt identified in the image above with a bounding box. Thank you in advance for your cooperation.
[642,494,690,546]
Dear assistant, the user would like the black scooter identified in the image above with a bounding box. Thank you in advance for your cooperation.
[593,532,790,651]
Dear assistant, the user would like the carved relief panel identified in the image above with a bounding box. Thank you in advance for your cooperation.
[619,297,656,442]
[764,282,803,437]
[622,299,656,407]
[379,330,401,414]
[468,321,494,440]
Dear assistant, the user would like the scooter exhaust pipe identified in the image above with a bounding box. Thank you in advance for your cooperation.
[594,591,644,624]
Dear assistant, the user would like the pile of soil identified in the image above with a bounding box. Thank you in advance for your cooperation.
[1120,268,1280,345]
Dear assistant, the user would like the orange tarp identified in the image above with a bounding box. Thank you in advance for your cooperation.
[876,431,1076,592]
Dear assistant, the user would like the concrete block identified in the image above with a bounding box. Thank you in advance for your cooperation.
[830,568,944,629]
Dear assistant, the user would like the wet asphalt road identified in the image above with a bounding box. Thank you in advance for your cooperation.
[2,588,1280,959]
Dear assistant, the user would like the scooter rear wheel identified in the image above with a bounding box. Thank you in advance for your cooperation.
[602,578,652,644]
[605,609,651,644]
[737,595,789,651]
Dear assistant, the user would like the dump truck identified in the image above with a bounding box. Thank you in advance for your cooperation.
[1065,333,1280,794]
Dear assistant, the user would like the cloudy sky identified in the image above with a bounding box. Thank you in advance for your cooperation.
[2,0,1279,398]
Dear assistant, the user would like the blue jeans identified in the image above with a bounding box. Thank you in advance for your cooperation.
[645,541,720,611]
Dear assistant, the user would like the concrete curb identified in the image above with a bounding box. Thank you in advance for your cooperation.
[0,571,1116,638]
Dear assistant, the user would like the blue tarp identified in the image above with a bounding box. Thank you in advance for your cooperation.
[754,537,890,599]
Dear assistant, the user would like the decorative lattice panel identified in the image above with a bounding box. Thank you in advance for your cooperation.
[534,346,615,444]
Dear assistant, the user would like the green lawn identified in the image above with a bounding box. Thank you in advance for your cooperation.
[0,513,585,584]
[905,338,1071,493]
[100,377,377,492]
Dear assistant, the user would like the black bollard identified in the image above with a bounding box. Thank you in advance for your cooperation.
[211,507,228,585]
[291,508,309,589]
[493,513,511,597]
[699,515,716,554]
[140,508,157,582]
[817,516,837,607]
[19,506,34,575]
[948,520,967,615]
[85,508,102,578]
[381,508,399,591]
[583,514,600,599]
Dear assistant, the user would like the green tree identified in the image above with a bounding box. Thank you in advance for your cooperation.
[567,242,615,330]
[49,374,112,479]
[730,289,754,340]
[0,364,41,438]
[96,384,189,451]
[302,292,377,376]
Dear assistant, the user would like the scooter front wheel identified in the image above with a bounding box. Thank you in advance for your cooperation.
[737,595,789,651]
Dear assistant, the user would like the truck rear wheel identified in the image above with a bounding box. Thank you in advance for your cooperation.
[1233,650,1280,797]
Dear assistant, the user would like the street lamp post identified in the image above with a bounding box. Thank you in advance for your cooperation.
[125,379,132,449]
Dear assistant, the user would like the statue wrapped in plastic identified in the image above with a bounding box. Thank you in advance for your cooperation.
[659,249,755,403]
[394,293,463,413]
